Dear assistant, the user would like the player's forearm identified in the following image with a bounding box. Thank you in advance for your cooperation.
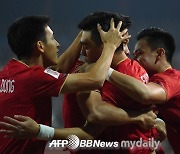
[54,127,94,140]
[77,91,140,126]
[87,44,116,86]
[109,70,150,103]
[56,32,82,73]
[109,70,166,104]
[88,102,140,126]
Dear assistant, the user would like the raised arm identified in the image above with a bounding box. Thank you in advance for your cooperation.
[76,91,156,129]
[56,31,82,73]
[108,70,167,104]
[60,19,130,93]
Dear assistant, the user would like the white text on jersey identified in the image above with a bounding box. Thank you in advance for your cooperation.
[0,79,15,93]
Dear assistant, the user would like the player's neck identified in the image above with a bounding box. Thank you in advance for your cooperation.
[156,60,172,73]
[20,56,44,67]
[111,51,128,69]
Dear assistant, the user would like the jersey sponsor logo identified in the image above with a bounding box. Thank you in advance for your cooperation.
[44,68,60,79]
[0,79,15,93]
[140,73,149,84]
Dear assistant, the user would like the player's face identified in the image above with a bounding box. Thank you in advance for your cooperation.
[80,31,103,63]
[123,43,130,56]
[123,34,130,56]
[133,38,157,75]
[42,26,60,67]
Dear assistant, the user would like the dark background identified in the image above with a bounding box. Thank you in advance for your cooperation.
[0,0,178,153]
[0,0,180,69]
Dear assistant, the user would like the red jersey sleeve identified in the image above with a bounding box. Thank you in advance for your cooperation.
[29,67,67,97]
[150,73,173,100]
[150,69,180,153]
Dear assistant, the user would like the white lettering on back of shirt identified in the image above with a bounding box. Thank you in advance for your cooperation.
[0,79,15,93]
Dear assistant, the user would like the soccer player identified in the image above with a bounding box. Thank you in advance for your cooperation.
[0,15,129,153]
[76,12,161,154]
[105,27,180,154]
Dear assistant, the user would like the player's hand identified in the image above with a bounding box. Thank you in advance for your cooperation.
[137,110,157,130]
[0,115,39,139]
[154,118,167,141]
[75,63,89,73]
[76,63,95,73]
[97,18,131,49]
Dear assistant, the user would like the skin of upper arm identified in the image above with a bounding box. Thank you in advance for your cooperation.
[77,91,103,121]
[143,82,167,104]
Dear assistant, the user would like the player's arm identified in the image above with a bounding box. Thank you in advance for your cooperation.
[54,122,105,140]
[108,70,167,104]
[60,20,131,93]
[56,31,82,73]
[0,116,104,140]
[77,91,156,129]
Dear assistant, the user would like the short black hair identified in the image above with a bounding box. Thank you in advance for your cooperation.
[137,27,175,64]
[7,16,50,59]
[78,11,131,50]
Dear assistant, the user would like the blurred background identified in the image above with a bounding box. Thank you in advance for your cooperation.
[0,0,179,153]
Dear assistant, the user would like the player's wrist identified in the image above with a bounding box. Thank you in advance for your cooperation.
[36,124,54,140]
[36,124,40,137]
[103,44,117,52]
[106,68,114,81]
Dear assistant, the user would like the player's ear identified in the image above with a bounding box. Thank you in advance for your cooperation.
[155,48,165,64]
[157,48,165,57]
[36,41,45,53]
[32,41,45,56]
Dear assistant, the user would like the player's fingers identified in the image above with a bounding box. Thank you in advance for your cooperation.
[4,116,23,127]
[97,23,104,36]
[116,21,122,31]
[150,112,157,119]
[0,122,18,130]
[0,127,26,139]
[0,129,16,135]
[122,34,131,40]
[120,28,128,36]
[110,18,115,29]
[14,115,30,121]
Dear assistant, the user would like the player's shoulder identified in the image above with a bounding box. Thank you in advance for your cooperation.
[117,58,146,73]
[152,68,180,79]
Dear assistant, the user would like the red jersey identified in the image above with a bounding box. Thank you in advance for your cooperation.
[101,58,158,153]
[150,68,180,154]
[0,59,67,154]
[63,60,86,128]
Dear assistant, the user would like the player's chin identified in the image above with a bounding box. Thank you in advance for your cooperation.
[52,60,58,66]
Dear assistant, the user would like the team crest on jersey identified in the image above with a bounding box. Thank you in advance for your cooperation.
[44,68,60,79]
